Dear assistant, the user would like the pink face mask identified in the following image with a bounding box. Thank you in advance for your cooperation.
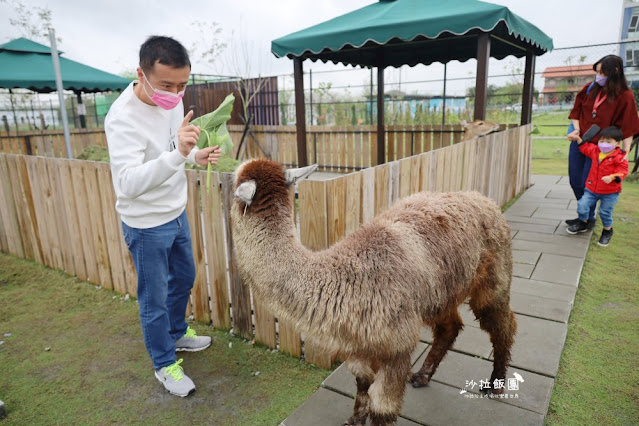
[598,142,616,153]
[140,69,185,110]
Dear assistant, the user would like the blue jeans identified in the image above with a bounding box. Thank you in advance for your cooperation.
[568,141,596,220]
[577,189,619,228]
[122,210,195,370]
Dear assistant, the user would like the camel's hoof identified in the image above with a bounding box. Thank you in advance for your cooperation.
[410,373,430,388]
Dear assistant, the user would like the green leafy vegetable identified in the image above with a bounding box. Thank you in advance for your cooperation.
[192,93,235,155]
[190,93,235,191]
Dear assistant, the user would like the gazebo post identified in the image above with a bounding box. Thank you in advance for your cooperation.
[76,92,87,129]
[293,57,308,167]
[8,89,19,135]
[377,50,385,166]
[473,33,491,121]
[521,50,536,125]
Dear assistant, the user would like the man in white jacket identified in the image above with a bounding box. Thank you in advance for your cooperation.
[105,36,220,397]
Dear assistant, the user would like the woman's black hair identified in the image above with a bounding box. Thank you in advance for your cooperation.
[599,126,623,142]
[590,55,629,100]
[139,36,190,73]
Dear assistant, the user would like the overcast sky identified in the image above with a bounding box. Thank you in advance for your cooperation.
[0,0,627,100]
[0,0,624,75]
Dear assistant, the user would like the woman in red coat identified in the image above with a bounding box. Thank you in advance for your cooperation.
[566,55,639,227]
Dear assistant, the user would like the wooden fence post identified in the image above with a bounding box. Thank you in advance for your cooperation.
[185,170,211,324]
[200,171,232,330]
[222,173,252,340]
[298,179,332,368]
[277,187,302,357]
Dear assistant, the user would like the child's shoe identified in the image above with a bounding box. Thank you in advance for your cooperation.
[566,220,588,234]
[597,228,613,247]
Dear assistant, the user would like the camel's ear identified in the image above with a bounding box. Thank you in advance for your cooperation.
[459,119,468,127]
[285,164,318,186]
[235,180,256,205]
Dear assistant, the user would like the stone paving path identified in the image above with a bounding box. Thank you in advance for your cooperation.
[283,175,590,426]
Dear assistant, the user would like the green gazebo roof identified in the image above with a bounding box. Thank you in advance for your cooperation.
[0,37,131,93]
[272,0,553,67]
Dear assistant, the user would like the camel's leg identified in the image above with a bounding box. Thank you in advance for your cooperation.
[344,359,375,426]
[410,310,463,388]
[469,295,517,394]
[368,352,411,426]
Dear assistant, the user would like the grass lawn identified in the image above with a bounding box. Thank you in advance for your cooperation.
[532,139,639,424]
[546,178,639,425]
[0,260,330,425]
[531,138,570,176]
[532,111,573,137]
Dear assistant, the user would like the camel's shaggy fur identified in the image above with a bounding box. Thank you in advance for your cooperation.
[231,159,517,426]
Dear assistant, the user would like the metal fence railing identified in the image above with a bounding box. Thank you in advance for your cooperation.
[0,90,119,134]
[2,41,637,134]
[269,41,638,129]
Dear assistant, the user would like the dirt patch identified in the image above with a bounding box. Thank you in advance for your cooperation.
[599,302,623,311]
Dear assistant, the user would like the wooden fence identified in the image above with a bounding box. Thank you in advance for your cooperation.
[232,124,516,171]
[0,128,108,158]
[0,124,532,368]
[1,124,516,171]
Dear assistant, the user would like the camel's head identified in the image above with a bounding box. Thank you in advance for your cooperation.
[460,119,500,141]
[233,158,317,213]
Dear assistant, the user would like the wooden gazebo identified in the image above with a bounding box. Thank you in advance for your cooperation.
[271,0,553,166]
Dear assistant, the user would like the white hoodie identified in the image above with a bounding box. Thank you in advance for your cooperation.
[105,82,198,229]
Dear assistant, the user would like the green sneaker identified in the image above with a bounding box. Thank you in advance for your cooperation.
[175,326,212,352]
[154,359,195,397]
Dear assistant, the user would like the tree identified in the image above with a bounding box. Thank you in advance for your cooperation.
[279,89,292,126]
[558,55,588,105]
[563,55,587,68]
[414,102,426,125]
[1,0,61,133]
[188,20,226,73]
[466,84,497,102]
[218,25,271,126]
[191,20,275,158]
[1,0,61,44]
[361,75,376,125]
[313,82,333,125]
[491,83,523,107]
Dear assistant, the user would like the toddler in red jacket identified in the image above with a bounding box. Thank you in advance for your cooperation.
[566,126,628,246]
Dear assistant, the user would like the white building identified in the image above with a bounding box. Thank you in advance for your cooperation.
[620,0,639,87]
